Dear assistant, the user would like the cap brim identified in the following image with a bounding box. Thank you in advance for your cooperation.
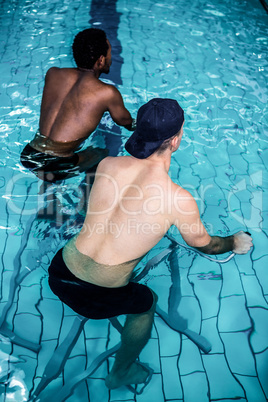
[125,130,163,159]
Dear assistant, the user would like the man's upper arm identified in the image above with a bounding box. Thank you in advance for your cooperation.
[106,86,132,127]
[172,187,211,248]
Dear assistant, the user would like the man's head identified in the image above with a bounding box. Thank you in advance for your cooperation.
[72,28,111,72]
[125,98,184,159]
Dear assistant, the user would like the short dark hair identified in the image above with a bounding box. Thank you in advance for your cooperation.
[156,127,183,155]
[155,135,176,155]
[72,28,109,69]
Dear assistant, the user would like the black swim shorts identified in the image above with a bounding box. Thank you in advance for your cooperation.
[48,248,154,319]
[20,144,80,183]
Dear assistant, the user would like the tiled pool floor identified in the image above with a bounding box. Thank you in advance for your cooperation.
[0,0,268,401]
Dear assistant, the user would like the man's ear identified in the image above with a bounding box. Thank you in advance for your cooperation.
[171,135,179,148]
[97,55,105,68]
[170,133,182,151]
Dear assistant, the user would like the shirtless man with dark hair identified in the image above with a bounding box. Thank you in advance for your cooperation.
[48,98,253,389]
[21,28,135,183]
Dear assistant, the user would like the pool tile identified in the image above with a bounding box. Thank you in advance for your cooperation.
[253,255,268,294]
[191,158,215,180]
[39,297,64,341]
[178,166,200,188]
[176,296,203,333]
[220,259,244,297]
[218,295,251,332]
[14,312,42,346]
[161,356,183,400]
[85,378,109,401]
[201,317,224,353]
[84,318,110,340]
[235,254,255,275]
[1,271,14,302]
[221,332,257,376]
[248,307,268,353]
[202,354,245,400]
[181,372,209,402]
[189,275,222,319]
[241,274,268,308]
[235,374,267,402]
[178,339,204,375]
[66,380,92,402]
[155,316,182,356]
[252,231,268,260]
[34,338,59,379]
[255,349,268,399]
[189,256,221,276]
[136,374,166,402]
[229,153,250,174]
[206,142,230,166]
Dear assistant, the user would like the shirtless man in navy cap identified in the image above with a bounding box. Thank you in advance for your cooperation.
[48,98,253,389]
[21,28,135,183]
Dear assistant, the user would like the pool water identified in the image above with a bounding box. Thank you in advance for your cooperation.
[0,0,267,401]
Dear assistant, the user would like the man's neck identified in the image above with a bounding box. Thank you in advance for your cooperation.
[147,151,172,172]
[77,67,101,78]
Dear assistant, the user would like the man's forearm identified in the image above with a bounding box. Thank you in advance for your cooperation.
[195,235,234,255]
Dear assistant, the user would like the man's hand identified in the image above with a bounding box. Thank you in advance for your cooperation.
[233,231,253,254]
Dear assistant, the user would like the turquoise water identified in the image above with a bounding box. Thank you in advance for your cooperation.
[0,0,267,401]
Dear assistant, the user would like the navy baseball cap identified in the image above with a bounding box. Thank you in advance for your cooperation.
[125,98,184,159]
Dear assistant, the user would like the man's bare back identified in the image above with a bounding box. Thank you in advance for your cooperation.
[38,67,133,149]
[21,28,135,182]
[76,154,191,267]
